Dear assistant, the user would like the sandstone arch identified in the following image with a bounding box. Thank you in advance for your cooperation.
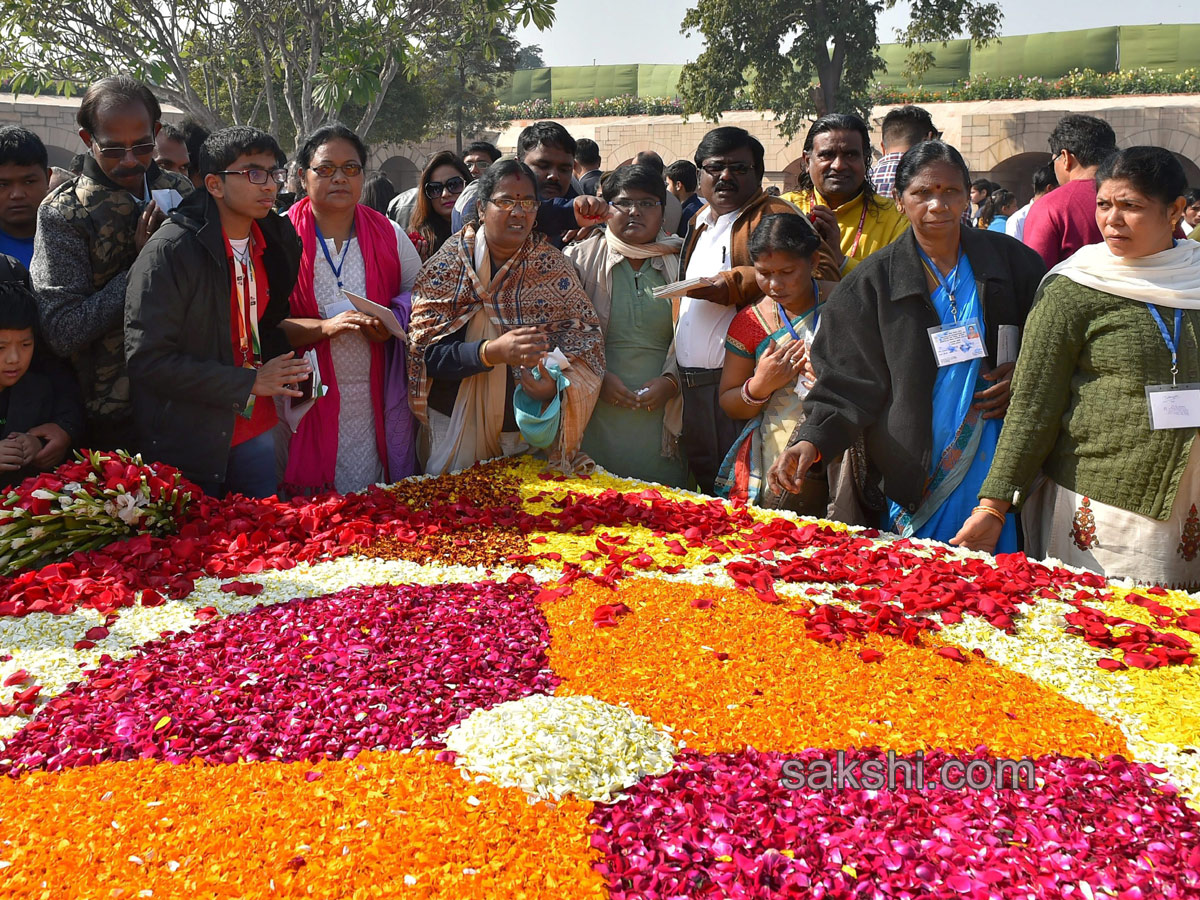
[379,154,421,193]
[985,151,1054,204]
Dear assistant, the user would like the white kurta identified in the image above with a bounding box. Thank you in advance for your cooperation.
[310,222,421,493]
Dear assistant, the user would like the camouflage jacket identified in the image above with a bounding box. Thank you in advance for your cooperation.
[31,156,193,425]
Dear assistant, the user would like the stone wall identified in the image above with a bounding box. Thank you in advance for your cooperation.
[9,90,1199,204]
[376,95,1200,202]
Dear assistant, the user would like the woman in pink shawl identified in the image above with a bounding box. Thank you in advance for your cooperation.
[279,125,423,494]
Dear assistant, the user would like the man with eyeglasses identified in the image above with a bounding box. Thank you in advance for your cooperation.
[1022,114,1117,267]
[675,126,798,494]
[31,75,193,452]
[126,126,307,497]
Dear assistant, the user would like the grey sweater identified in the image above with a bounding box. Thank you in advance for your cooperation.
[31,203,127,359]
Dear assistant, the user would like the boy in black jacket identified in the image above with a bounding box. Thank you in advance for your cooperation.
[0,281,84,486]
[125,127,310,497]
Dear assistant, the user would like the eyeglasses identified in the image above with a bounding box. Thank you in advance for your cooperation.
[309,163,364,178]
[94,142,156,159]
[424,176,466,198]
[217,168,289,185]
[488,197,539,213]
[610,199,662,214]
[700,162,752,177]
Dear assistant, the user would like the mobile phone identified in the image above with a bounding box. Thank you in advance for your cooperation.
[294,371,314,403]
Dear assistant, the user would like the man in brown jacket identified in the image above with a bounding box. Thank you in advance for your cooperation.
[674,126,821,493]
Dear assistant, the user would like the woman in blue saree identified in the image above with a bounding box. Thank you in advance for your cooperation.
[766,142,1046,545]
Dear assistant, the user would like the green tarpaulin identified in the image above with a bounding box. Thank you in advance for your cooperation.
[637,65,684,99]
[970,27,1118,79]
[1119,24,1200,73]
[495,26,1200,105]
[550,65,639,103]
[876,40,971,89]
[499,68,551,105]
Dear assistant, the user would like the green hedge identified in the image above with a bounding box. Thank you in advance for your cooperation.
[873,67,1200,102]
[494,68,1200,120]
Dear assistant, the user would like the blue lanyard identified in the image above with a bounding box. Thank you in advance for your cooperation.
[777,279,822,338]
[917,246,966,322]
[1147,305,1184,384]
[314,221,354,288]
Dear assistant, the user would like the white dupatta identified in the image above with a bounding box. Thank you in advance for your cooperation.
[1046,240,1200,309]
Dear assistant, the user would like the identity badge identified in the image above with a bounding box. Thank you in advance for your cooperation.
[928,318,986,368]
[324,297,355,317]
[1145,383,1200,430]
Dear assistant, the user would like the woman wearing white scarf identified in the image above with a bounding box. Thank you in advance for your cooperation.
[564,165,688,486]
[954,148,1200,590]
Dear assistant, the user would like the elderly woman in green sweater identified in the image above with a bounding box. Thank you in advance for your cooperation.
[953,147,1200,589]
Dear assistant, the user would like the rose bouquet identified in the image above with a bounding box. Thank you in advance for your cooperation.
[0,449,200,575]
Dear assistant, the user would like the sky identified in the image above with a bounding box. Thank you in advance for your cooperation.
[514,0,1198,67]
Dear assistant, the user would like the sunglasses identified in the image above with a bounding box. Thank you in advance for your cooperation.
[424,176,466,198]
[309,163,364,178]
[217,168,289,185]
[94,142,156,159]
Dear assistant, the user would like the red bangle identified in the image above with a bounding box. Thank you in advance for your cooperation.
[741,378,768,406]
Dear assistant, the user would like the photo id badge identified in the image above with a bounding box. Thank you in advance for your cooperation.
[1145,383,1200,430]
[928,318,986,368]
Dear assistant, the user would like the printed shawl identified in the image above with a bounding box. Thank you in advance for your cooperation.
[283,198,403,493]
[408,226,605,471]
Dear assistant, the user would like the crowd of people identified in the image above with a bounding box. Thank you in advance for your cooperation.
[0,76,1194,589]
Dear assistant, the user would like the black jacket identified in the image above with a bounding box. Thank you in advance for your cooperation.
[0,254,85,443]
[0,371,63,486]
[124,191,300,485]
[793,225,1047,511]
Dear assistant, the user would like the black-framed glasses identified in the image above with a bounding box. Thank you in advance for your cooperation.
[610,199,662,214]
[700,162,752,177]
[488,197,539,213]
[94,142,156,159]
[309,162,364,178]
[424,176,466,199]
[217,168,289,185]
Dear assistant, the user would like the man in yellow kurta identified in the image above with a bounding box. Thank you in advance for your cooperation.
[783,113,909,275]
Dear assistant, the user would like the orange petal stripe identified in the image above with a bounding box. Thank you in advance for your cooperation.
[544,578,1127,759]
[0,751,604,899]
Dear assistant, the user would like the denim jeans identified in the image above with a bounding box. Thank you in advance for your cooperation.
[201,430,277,499]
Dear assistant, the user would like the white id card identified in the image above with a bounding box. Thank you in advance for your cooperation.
[928,318,986,367]
[324,297,355,317]
[1145,384,1200,430]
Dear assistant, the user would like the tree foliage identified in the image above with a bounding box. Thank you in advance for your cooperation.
[0,0,555,147]
[678,0,1002,137]
[413,15,533,153]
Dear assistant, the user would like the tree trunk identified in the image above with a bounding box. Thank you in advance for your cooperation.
[456,64,466,155]
[251,23,281,139]
[356,54,401,141]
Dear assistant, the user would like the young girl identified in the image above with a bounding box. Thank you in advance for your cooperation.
[715,214,833,513]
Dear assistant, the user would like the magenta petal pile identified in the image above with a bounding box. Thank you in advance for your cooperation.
[589,748,1200,899]
[1,582,558,775]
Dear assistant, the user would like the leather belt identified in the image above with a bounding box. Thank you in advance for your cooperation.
[677,366,724,388]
